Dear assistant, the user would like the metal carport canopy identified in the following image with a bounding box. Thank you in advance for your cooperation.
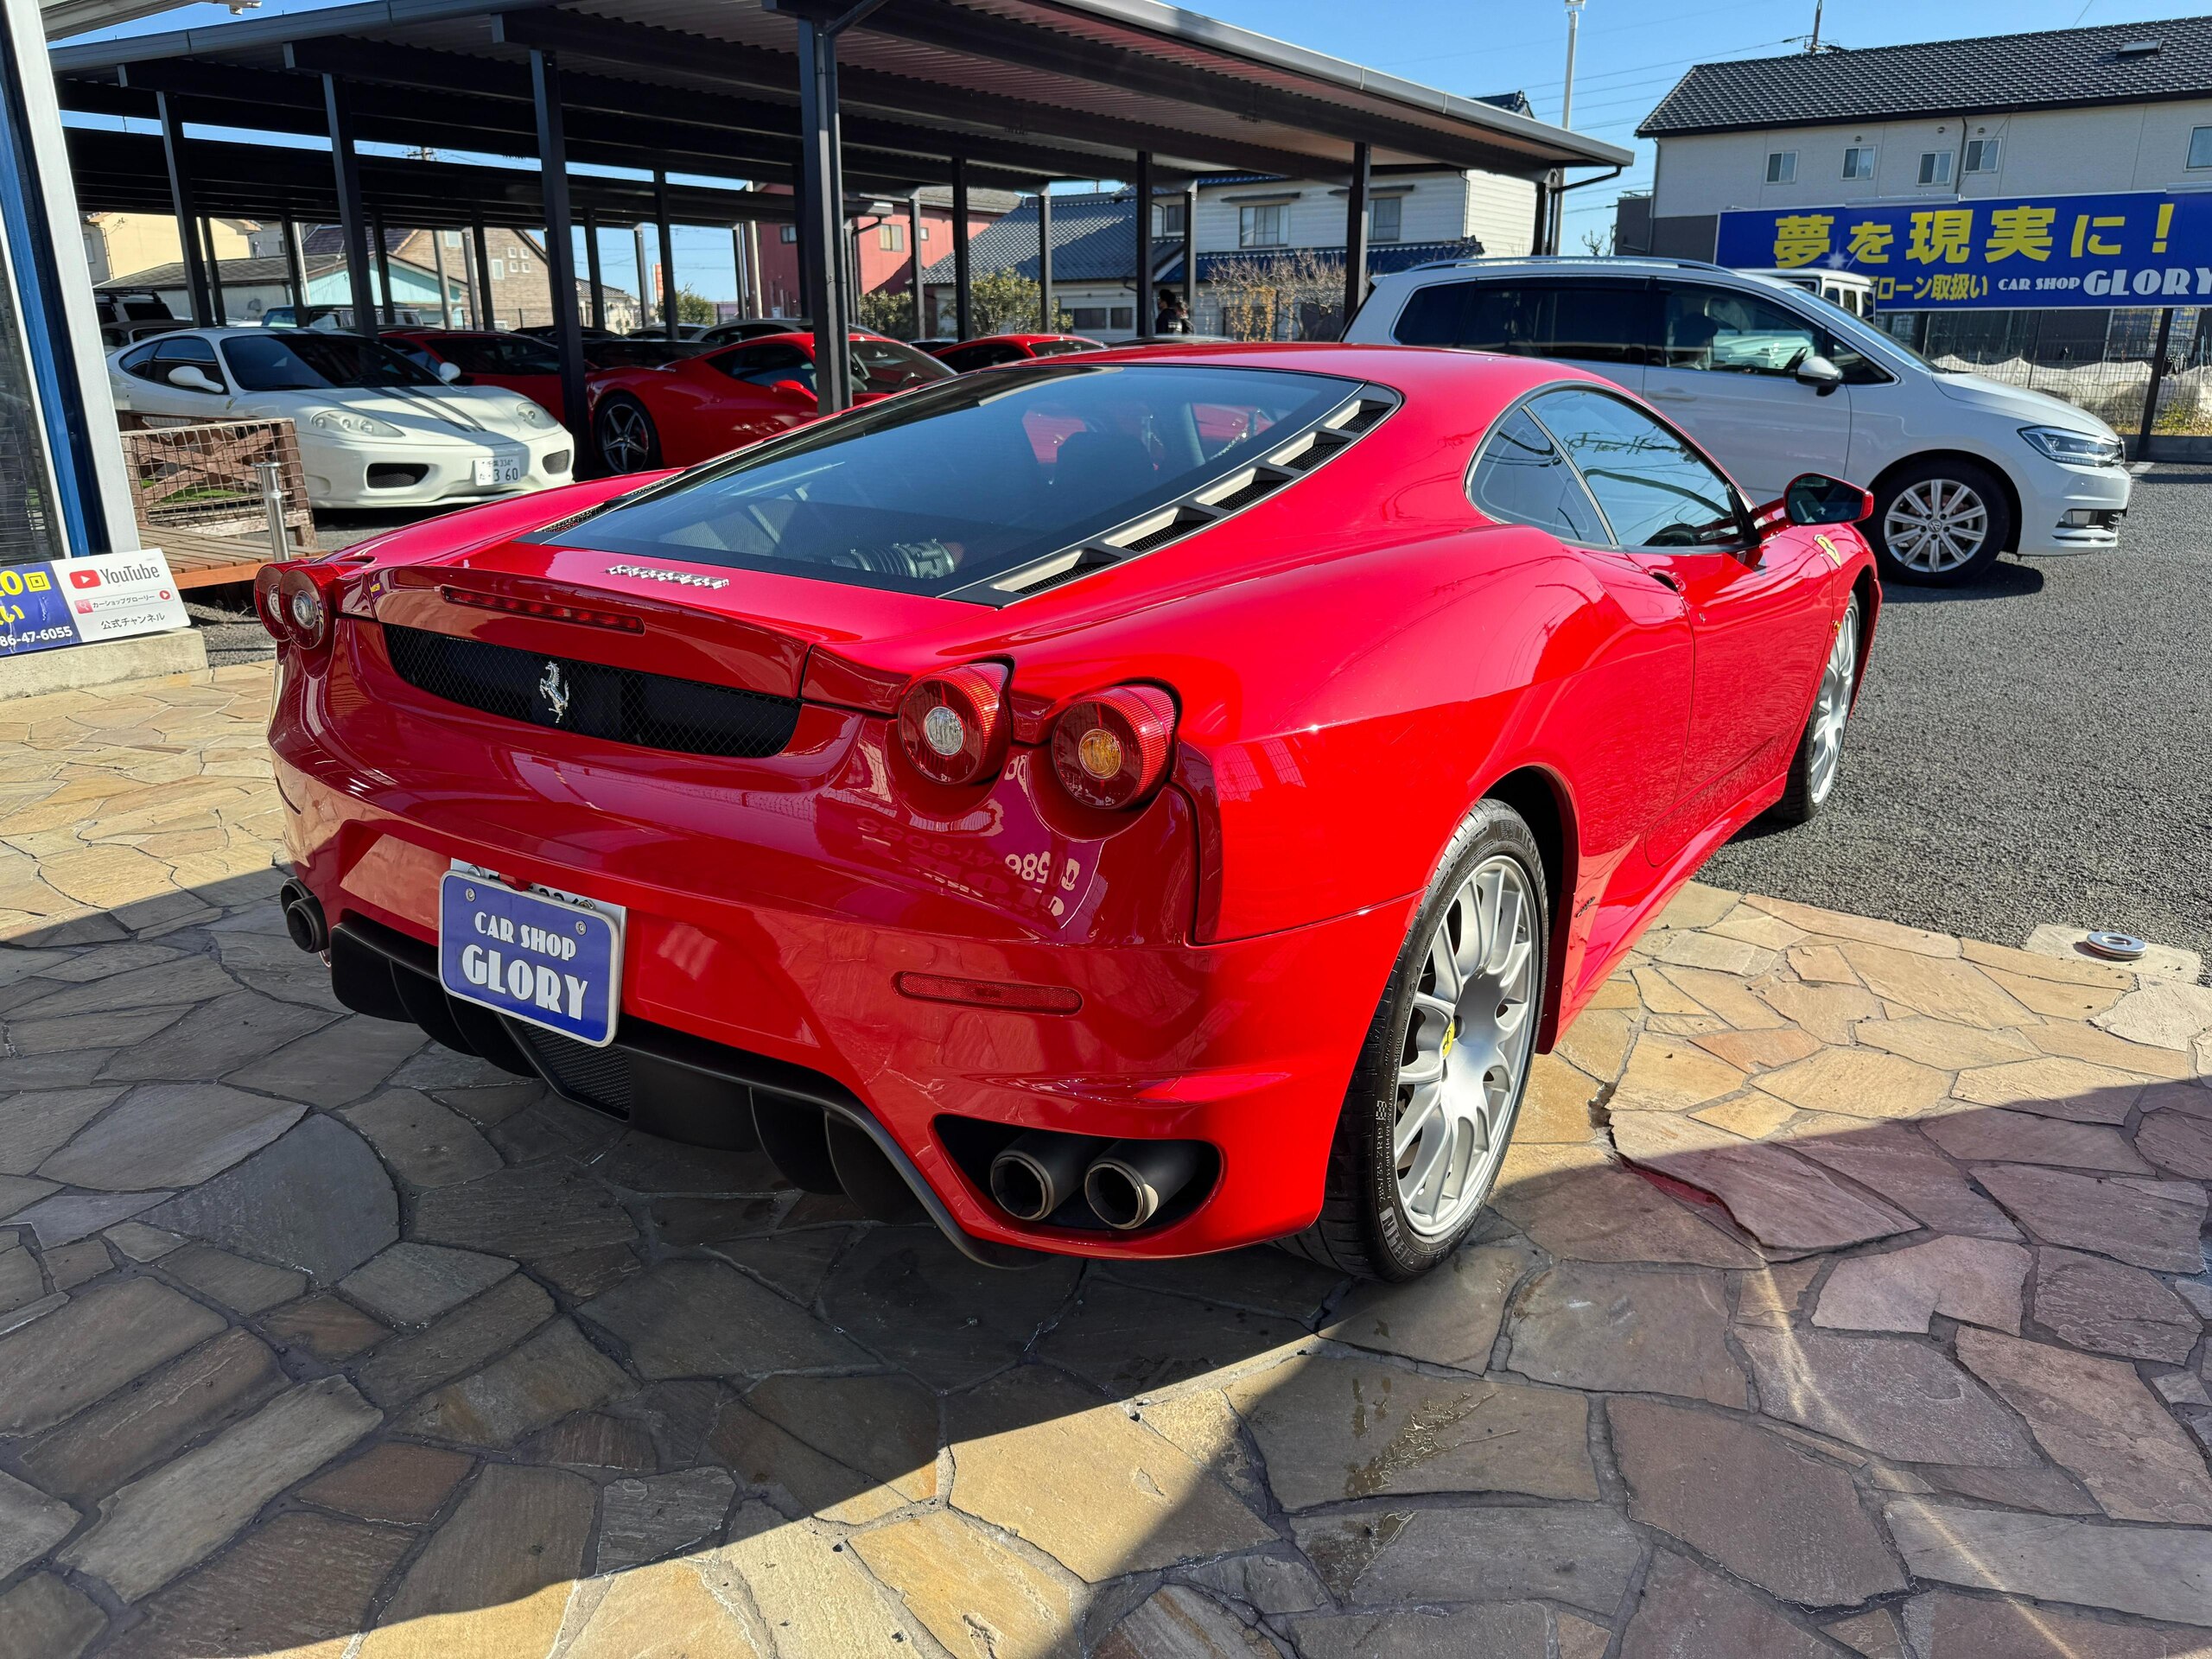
[50,0,1631,188]
[50,0,1629,470]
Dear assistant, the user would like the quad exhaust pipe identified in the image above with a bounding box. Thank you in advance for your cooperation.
[988,1132,1094,1223]
[1083,1140,1204,1231]
[279,879,328,954]
[986,1131,1207,1230]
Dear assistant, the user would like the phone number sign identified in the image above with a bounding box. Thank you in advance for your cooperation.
[1717,189,2212,309]
[0,549,190,659]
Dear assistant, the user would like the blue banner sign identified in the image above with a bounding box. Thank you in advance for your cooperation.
[1717,190,2212,309]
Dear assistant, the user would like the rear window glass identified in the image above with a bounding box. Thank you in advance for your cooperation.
[537,363,1359,597]
[433,334,561,375]
[1470,408,1609,543]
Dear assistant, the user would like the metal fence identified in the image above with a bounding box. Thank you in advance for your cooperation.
[117,416,315,547]
[1879,306,2212,438]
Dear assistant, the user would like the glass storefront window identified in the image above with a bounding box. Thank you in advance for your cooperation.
[0,214,60,564]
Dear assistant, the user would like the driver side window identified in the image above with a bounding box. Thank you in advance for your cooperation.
[149,336,226,392]
[1530,387,1745,550]
[718,343,813,391]
[1660,285,1819,377]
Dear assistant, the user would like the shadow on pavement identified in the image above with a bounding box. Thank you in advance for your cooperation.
[3,868,2211,1657]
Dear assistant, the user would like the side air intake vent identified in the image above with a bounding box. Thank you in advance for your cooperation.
[977,387,1398,602]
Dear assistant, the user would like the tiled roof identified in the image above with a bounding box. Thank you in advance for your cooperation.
[103,253,353,289]
[918,194,1484,286]
[1640,15,2212,135]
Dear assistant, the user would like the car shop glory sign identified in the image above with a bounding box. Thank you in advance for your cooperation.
[440,868,625,1046]
[1718,189,2212,308]
[0,548,189,658]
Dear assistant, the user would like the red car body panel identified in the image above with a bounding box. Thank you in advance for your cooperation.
[929,334,1105,372]
[269,343,1878,1261]
[383,330,569,423]
[585,330,944,467]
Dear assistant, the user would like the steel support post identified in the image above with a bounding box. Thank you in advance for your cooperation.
[371,211,396,325]
[319,76,377,336]
[1036,185,1052,331]
[583,208,607,332]
[281,215,308,311]
[529,48,592,466]
[793,16,850,408]
[1342,142,1370,339]
[472,218,493,328]
[654,170,678,340]
[1182,180,1197,321]
[1133,149,1153,339]
[156,92,212,327]
[950,156,971,341]
[2139,305,2177,458]
[200,217,227,324]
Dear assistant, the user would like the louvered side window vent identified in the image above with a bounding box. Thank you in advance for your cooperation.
[980,388,1397,601]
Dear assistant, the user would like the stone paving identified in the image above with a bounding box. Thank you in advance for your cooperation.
[3,664,2212,1657]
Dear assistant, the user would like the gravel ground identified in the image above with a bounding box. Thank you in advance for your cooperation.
[1703,462,2212,972]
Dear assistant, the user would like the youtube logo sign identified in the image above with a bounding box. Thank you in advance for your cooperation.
[68,569,100,589]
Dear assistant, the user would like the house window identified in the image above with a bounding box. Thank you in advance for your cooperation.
[1918,150,1955,186]
[2189,126,2212,168]
[1964,137,2000,174]
[1069,306,1108,328]
[489,259,505,279]
[1239,204,1288,248]
[1370,196,1403,243]
[879,223,906,251]
[1152,200,1186,238]
[780,226,798,243]
[1765,151,1796,184]
[1841,146,1877,180]
[919,224,930,239]
[443,230,463,248]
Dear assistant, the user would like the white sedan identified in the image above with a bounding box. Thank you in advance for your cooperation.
[109,328,573,510]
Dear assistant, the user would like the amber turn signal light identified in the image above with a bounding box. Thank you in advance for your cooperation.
[1050,684,1177,810]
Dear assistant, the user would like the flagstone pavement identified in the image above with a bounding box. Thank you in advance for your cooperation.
[3,663,2212,1659]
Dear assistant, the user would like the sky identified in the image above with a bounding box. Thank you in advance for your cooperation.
[60,0,2212,302]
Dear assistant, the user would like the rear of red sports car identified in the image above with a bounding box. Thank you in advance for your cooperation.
[264,350,1461,1265]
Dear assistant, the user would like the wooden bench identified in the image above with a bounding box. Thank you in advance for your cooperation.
[153,526,292,590]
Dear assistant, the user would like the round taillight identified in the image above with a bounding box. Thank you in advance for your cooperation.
[252,564,291,643]
[896,664,1009,785]
[277,567,329,651]
[1050,685,1177,810]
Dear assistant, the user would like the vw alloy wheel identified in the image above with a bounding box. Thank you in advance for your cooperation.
[1882,477,1988,575]
[1808,599,1859,806]
[1393,853,1539,1239]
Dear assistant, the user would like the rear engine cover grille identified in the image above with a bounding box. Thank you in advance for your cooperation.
[383,623,800,759]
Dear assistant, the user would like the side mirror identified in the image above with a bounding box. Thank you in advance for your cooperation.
[1779,473,1873,528]
[1795,354,1844,393]
[768,378,815,400]
[167,365,225,394]
[436,361,464,385]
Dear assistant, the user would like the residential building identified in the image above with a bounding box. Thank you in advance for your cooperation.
[1620,17,2212,370]
[81,212,257,287]
[260,226,638,331]
[747,183,1019,319]
[917,165,1538,341]
[1625,17,2212,259]
[98,249,468,327]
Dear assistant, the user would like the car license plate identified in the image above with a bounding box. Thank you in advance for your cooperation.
[474,454,526,487]
[438,868,623,1046]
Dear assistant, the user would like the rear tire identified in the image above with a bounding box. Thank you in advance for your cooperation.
[1770,594,1860,825]
[1282,799,1548,1281]
[1870,457,2010,585]
[594,395,661,474]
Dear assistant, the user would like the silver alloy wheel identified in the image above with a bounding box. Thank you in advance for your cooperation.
[1393,854,1539,1239]
[1883,477,1988,574]
[1808,599,1859,806]
[599,402,652,472]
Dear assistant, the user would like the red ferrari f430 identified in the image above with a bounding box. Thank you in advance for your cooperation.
[259,344,1877,1280]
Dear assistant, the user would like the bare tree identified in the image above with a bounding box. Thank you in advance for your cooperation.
[1208,248,1344,341]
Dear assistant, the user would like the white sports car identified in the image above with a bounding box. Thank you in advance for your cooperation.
[108,328,572,510]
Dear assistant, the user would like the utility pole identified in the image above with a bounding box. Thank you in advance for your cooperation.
[1548,0,1586,255]
[1808,0,1823,52]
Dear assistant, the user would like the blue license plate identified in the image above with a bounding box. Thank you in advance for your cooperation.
[438,869,624,1046]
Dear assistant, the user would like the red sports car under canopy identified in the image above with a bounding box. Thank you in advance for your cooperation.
[586,330,952,474]
[258,343,1877,1281]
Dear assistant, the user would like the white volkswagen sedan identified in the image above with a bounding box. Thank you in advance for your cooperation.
[109,329,572,510]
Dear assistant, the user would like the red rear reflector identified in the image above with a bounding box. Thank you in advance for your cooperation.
[893,972,1083,1014]
[441,588,645,632]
